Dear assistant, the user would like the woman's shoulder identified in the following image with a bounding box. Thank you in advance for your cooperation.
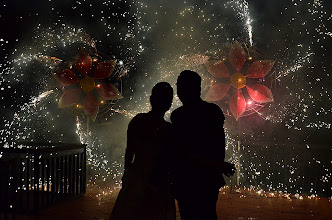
[132,113,147,120]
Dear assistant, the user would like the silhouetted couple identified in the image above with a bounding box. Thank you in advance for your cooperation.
[110,70,235,220]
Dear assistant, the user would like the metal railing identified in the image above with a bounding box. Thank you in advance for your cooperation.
[0,142,86,214]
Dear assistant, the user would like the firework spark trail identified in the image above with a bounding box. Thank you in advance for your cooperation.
[225,0,253,46]
[110,108,138,118]
[176,54,210,68]
[276,51,314,80]
[0,26,97,86]
[75,116,123,187]
[0,90,54,159]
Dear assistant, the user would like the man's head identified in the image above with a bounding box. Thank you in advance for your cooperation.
[150,82,173,113]
[177,70,201,105]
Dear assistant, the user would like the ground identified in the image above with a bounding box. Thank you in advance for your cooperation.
[5,186,332,220]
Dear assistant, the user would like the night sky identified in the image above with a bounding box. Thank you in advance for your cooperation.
[0,0,331,196]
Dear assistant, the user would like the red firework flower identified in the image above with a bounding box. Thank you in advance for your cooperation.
[205,41,274,120]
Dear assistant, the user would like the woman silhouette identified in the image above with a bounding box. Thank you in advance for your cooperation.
[110,82,175,220]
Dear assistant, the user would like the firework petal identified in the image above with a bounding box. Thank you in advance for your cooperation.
[75,49,92,75]
[205,61,230,78]
[246,85,274,103]
[246,60,275,78]
[229,41,246,72]
[54,69,79,86]
[96,83,123,100]
[205,83,230,101]
[84,93,99,121]
[229,90,246,121]
[93,60,117,79]
[58,88,81,108]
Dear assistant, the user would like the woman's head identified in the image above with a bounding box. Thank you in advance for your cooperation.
[150,82,173,113]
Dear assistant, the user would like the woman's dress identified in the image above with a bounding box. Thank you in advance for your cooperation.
[109,112,175,220]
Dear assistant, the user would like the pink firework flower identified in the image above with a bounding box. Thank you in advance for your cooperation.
[54,49,123,121]
[205,41,274,120]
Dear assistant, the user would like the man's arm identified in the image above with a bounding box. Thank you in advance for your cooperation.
[189,154,235,176]
[189,103,235,176]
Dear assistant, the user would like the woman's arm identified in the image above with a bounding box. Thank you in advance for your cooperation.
[124,117,138,170]
[124,145,135,170]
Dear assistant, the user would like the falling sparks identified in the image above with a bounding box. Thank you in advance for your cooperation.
[225,0,254,46]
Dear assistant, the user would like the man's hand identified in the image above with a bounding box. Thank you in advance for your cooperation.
[190,154,236,176]
[221,162,236,177]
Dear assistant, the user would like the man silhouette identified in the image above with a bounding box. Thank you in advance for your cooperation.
[171,70,234,220]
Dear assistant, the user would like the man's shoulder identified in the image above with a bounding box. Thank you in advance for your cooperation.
[202,101,224,113]
[170,106,185,122]
[171,106,185,115]
[201,101,225,122]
